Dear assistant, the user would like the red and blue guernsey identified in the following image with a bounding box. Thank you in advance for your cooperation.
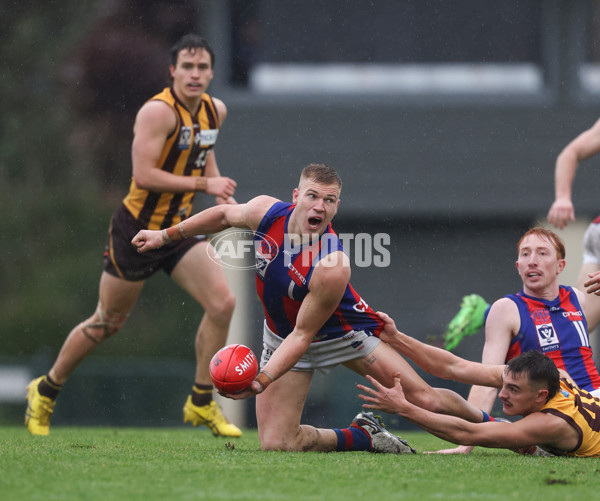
[506,286,600,392]
[254,202,383,342]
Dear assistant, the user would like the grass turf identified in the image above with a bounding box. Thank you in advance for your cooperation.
[2,426,599,500]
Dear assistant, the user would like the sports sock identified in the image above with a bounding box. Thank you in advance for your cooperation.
[334,426,371,451]
[38,375,63,400]
[191,383,213,406]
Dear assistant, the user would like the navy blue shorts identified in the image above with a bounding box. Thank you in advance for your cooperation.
[103,205,206,281]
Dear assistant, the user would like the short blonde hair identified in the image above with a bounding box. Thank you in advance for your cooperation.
[517,227,566,259]
[300,163,342,190]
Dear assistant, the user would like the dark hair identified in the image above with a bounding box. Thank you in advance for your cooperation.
[505,351,560,402]
[300,163,342,190]
[170,34,215,68]
[517,227,566,260]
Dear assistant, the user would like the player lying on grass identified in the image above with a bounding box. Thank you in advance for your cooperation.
[358,312,600,457]
[438,227,600,456]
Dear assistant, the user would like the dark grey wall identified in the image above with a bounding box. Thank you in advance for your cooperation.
[216,101,600,219]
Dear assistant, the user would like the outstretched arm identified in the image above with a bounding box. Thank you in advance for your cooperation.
[436,299,517,454]
[377,311,503,388]
[358,374,571,451]
[131,195,277,253]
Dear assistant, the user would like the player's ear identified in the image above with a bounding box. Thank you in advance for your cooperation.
[292,188,299,203]
[335,198,340,212]
[535,388,549,404]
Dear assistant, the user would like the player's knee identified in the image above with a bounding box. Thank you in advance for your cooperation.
[80,323,103,343]
[425,388,461,414]
[407,387,442,413]
[82,307,128,342]
[259,434,294,452]
[206,291,235,323]
[104,312,127,336]
[259,425,308,452]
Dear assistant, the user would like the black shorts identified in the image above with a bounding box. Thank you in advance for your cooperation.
[103,205,206,281]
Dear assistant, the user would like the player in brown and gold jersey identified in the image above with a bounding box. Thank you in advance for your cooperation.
[25,34,242,437]
[360,313,600,457]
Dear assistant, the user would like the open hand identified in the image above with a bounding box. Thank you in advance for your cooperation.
[357,373,407,415]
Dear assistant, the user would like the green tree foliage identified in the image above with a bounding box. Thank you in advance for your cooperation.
[0,1,204,360]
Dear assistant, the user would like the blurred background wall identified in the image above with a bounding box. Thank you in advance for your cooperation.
[2,0,600,430]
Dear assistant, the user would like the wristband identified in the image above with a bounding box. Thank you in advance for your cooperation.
[162,229,170,244]
[178,222,187,239]
[256,370,274,392]
[195,176,208,192]
[165,225,182,242]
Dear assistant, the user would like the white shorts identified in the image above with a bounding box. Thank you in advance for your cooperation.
[582,221,600,265]
[260,322,381,375]
[590,388,600,398]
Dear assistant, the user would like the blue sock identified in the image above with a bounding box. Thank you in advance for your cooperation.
[334,426,371,451]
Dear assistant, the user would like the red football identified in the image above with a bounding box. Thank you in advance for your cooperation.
[210,344,259,393]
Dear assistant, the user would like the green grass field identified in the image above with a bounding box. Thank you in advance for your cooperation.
[2,426,599,501]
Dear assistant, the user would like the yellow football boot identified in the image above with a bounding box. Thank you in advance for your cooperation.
[25,377,56,436]
[183,397,242,437]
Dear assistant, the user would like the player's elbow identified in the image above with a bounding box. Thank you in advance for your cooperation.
[132,172,155,191]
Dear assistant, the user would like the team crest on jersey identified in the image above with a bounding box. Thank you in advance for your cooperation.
[178,126,192,149]
[255,233,279,279]
[536,323,559,352]
[530,308,551,324]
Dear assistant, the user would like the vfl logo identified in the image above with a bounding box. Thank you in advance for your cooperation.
[536,323,559,352]
[208,229,279,271]
[178,126,192,150]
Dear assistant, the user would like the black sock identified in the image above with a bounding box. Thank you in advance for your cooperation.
[191,383,213,406]
[38,375,62,400]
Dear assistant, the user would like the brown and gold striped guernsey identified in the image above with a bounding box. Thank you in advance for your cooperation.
[541,378,600,457]
[122,87,220,230]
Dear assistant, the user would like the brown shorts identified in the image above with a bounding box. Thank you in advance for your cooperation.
[103,205,206,281]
